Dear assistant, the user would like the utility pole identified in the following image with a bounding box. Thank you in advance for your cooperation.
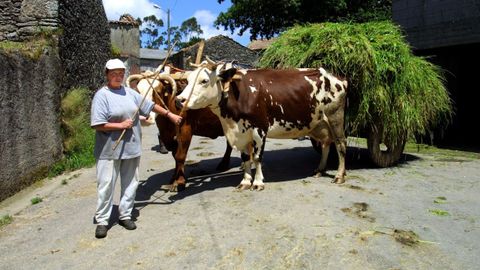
[166,8,170,50]
[153,4,171,50]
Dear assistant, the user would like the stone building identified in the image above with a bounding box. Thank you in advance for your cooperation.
[139,48,168,71]
[393,0,480,150]
[109,14,141,77]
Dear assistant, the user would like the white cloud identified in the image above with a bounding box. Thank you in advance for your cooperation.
[193,10,231,40]
[102,0,166,22]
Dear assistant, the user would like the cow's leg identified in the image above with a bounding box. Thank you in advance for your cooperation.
[237,151,252,190]
[313,141,331,178]
[332,137,347,184]
[171,124,193,192]
[216,141,232,171]
[329,116,347,184]
[251,129,266,191]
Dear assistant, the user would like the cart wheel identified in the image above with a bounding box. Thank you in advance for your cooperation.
[367,125,406,167]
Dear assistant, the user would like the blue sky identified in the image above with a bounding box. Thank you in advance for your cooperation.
[102,0,251,46]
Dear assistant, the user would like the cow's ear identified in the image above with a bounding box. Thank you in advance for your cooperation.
[218,68,237,82]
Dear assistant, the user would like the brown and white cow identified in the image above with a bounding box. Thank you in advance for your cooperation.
[127,71,232,191]
[177,61,348,190]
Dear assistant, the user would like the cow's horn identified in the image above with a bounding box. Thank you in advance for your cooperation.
[126,74,145,88]
[189,62,201,68]
[205,55,216,65]
[156,73,178,100]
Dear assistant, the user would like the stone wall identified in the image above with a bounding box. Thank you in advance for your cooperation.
[393,0,480,50]
[59,0,111,92]
[0,0,111,201]
[0,48,62,201]
[0,0,58,41]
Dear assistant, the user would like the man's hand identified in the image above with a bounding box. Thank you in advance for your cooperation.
[121,118,134,129]
[166,112,183,126]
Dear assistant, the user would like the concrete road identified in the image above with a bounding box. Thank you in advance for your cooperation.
[1,125,479,269]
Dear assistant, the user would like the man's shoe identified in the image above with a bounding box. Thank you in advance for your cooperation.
[95,225,108,238]
[158,144,168,154]
[119,219,137,230]
[158,135,169,154]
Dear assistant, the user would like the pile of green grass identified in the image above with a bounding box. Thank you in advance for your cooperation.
[259,21,452,142]
[48,88,95,177]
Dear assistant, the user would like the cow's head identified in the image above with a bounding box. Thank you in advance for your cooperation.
[176,59,236,110]
[126,71,177,126]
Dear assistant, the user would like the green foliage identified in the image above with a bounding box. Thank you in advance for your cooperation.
[0,215,13,227]
[49,88,95,177]
[140,15,204,50]
[429,209,450,216]
[0,38,50,60]
[178,37,204,50]
[31,197,43,205]
[111,44,121,57]
[215,0,392,39]
[180,17,203,41]
[259,21,453,143]
[141,15,165,48]
[0,27,61,59]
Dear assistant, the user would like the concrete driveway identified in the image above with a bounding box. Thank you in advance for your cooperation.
[1,125,479,269]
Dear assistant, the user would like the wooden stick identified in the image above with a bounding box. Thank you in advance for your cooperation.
[195,40,205,64]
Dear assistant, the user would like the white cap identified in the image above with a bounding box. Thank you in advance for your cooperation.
[105,59,126,70]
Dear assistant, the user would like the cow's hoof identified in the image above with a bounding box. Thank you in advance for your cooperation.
[331,177,345,184]
[236,184,251,190]
[313,170,324,178]
[170,183,186,192]
[251,184,265,191]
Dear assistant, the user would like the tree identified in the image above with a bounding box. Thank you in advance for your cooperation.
[215,0,392,40]
[140,15,204,50]
[140,15,164,49]
[166,17,204,50]
[180,17,203,41]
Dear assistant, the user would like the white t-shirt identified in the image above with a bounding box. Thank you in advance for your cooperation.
[90,86,154,160]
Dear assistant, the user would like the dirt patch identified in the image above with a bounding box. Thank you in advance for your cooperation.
[359,228,423,247]
[197,152,215,157]
[341,202,375,222]
[393,229,420,246]
[344,184,364,191]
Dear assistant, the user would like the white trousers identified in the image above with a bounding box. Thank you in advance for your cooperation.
[95,157,140,225]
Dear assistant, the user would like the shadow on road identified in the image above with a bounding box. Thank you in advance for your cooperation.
[135,145,419,207]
